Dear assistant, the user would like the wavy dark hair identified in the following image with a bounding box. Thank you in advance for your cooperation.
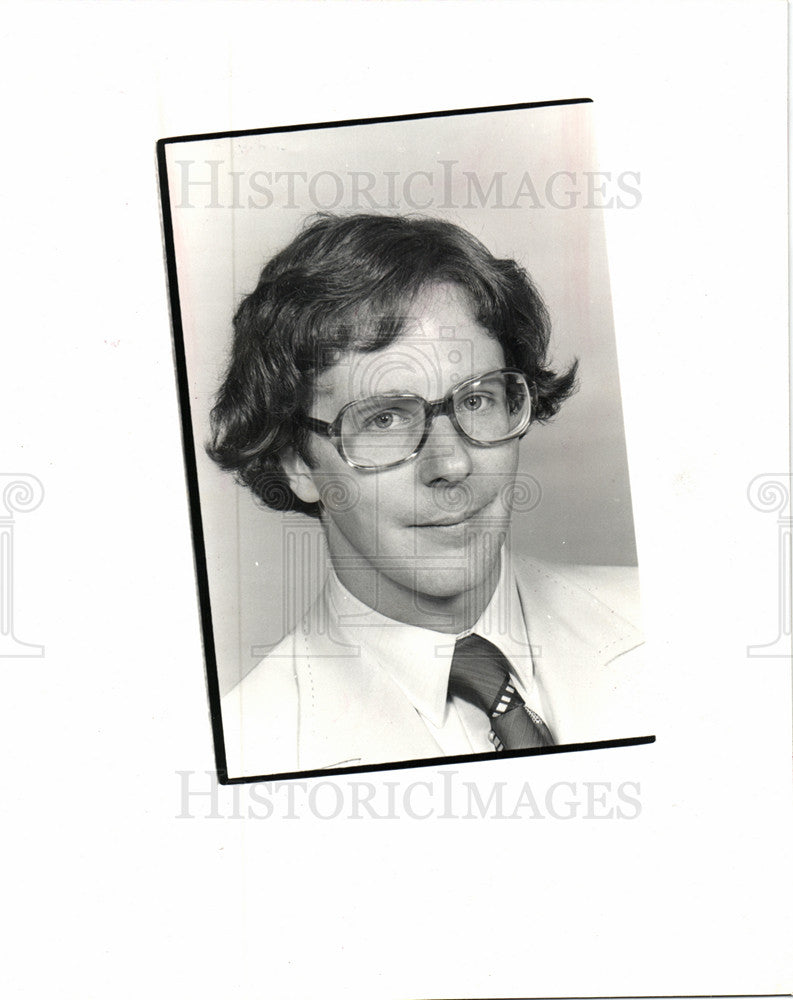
[207,213,578,517]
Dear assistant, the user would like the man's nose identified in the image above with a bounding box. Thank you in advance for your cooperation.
[418,414,474,485]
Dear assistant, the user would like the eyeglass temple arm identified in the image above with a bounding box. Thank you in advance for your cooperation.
[301,415,336,437]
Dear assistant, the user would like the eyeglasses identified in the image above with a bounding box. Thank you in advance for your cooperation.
[301,368,533,471]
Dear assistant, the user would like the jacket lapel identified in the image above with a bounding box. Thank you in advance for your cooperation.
[292,557,645,768]
[514,559,644,744]
[293,605,444,770]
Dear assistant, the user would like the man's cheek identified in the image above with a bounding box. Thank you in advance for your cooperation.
[344,505,382,556]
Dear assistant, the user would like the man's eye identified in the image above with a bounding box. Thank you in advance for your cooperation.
[365,409,406,430]
[460,393,489,411]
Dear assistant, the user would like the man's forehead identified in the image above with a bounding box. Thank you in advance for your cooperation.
[313,330,503,404]
[314,337,456,394]
[311,282,501,402]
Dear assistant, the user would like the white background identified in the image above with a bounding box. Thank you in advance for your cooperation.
[1,3,790,999]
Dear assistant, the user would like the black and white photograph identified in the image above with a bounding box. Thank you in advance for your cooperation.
[160,101,651,781]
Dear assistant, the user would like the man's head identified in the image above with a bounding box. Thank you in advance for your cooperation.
[208,214,577,626]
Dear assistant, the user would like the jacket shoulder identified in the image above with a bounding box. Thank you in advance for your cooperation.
[510,555,650,740]
[512,554,642,632]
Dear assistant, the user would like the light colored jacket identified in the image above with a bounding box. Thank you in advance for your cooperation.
[221,557,646,779]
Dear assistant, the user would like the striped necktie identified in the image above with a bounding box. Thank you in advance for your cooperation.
[449,633,555,751]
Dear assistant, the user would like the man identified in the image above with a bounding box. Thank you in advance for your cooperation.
[209,213,644,778]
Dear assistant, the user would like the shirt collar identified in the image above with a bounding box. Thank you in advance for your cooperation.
[323,553,531,729]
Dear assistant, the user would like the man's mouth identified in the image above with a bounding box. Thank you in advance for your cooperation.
[413,517,474,528]
[410,499,492,528]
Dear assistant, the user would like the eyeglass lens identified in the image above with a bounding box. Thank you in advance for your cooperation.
[340,370,530,468]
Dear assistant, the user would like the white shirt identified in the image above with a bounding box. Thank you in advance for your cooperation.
[222,555,644,777]
[323,556,553,755]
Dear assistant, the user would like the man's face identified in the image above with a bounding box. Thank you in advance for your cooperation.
[284,282,521,629]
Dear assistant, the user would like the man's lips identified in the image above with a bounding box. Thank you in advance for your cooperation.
[410,499,493,528]
[412,517,474,528]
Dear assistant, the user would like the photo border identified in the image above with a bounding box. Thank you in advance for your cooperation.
[156,97,654,785]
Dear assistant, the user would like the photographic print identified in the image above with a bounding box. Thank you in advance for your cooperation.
[159,100,652,782]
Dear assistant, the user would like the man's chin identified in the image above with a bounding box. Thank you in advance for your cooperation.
[409,561,499,601]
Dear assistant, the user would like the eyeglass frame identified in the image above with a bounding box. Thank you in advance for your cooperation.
[300,367,536,471]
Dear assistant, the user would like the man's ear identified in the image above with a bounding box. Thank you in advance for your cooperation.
[280,448,321,505]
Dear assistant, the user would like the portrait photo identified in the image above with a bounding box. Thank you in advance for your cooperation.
[159,100,652,782]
